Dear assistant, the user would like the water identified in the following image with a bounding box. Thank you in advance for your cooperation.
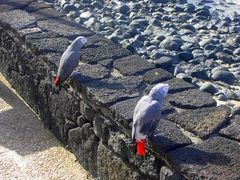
[188,0,240,18]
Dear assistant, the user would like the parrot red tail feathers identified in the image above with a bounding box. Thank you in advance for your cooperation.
[136,139,146,156]
[53,76,60,86]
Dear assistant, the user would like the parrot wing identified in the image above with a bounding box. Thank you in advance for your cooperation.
[57,50,81,82]
[132,97,161,140]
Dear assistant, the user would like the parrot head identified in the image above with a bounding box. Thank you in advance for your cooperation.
[71,36,87,50]
[149,83,169,101]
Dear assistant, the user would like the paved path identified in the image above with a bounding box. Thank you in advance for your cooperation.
[0,74,91,180]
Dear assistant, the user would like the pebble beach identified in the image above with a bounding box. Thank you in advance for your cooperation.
[41,0,240,115]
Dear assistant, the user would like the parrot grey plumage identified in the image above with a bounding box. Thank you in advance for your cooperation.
[54,36,87,86]
[132,83,169,156]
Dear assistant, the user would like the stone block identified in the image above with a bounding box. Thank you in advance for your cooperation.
[97,143,142,180]
[107,131,162,179]
[0,10,36,30]
[69,124,99,177]
[25,1,52,13]
[159,166,182,180]
[113,55,155,76]
[37,17,94,39]
[150,120,192,152]
[30,8,65,20]
[80,42,131,64]
[73,63,110,83]
[75,76,143,106]
[25,33,69,54]
[167,136,240,180]
[167,105,230,138]
[143,68,173,85]
[168,89,217,109]
[219,115,240,142]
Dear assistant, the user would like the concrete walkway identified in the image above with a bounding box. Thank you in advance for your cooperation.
[0,74,91,180]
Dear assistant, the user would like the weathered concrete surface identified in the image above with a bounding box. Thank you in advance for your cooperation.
[0,74,91,180]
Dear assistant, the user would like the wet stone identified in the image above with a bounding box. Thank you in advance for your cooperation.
[37,18,94,39]
[81,42,131,64]
[149,120,192,153]
[143,68,173,85]
[73,63,110,83]
[113,55,155,76]
[30,8,65,20]
[0,10,36,30]
[167,136,240,180]
[167,105,230,138]
[219,115,240,142]
[75,76,143,106]
[168,89,217,109]
[25,1,52,12]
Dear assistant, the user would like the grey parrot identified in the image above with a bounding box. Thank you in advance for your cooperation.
[132,83,169,156]
[53,36,87,86]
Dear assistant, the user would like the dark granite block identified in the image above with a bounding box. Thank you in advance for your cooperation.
[219,115,240,142]
[110,97,141,128]
[113,55,155,76]
[25,34,69,54]
[143,68,173,85]
[37,17,94,39]
[164,78,195,93]
[0,10,36,30]
[167,105,230,138]
[97,143,142,180]
[74,76,143,106]
[80,42,131,64]
[150,120,192,152]
[167,136,240,180]
[69,124,99,177]
[0,4,16,12]
[25,1,52,13]
[73,63,110,83]
[19,27,42,38]
[107,131,161,179]
[84,34,114,48]
[144,78,195,95]
[168,89,217,109]
[0,0,33,11]
[30,8,65,20]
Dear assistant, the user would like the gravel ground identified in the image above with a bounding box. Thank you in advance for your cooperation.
[0,73,91,180]
[40,0,240,114]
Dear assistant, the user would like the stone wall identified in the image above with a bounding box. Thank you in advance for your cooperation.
[0,1,240,179]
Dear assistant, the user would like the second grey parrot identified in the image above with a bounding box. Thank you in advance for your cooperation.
[53,36,87,86]
[132,83,169,156]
